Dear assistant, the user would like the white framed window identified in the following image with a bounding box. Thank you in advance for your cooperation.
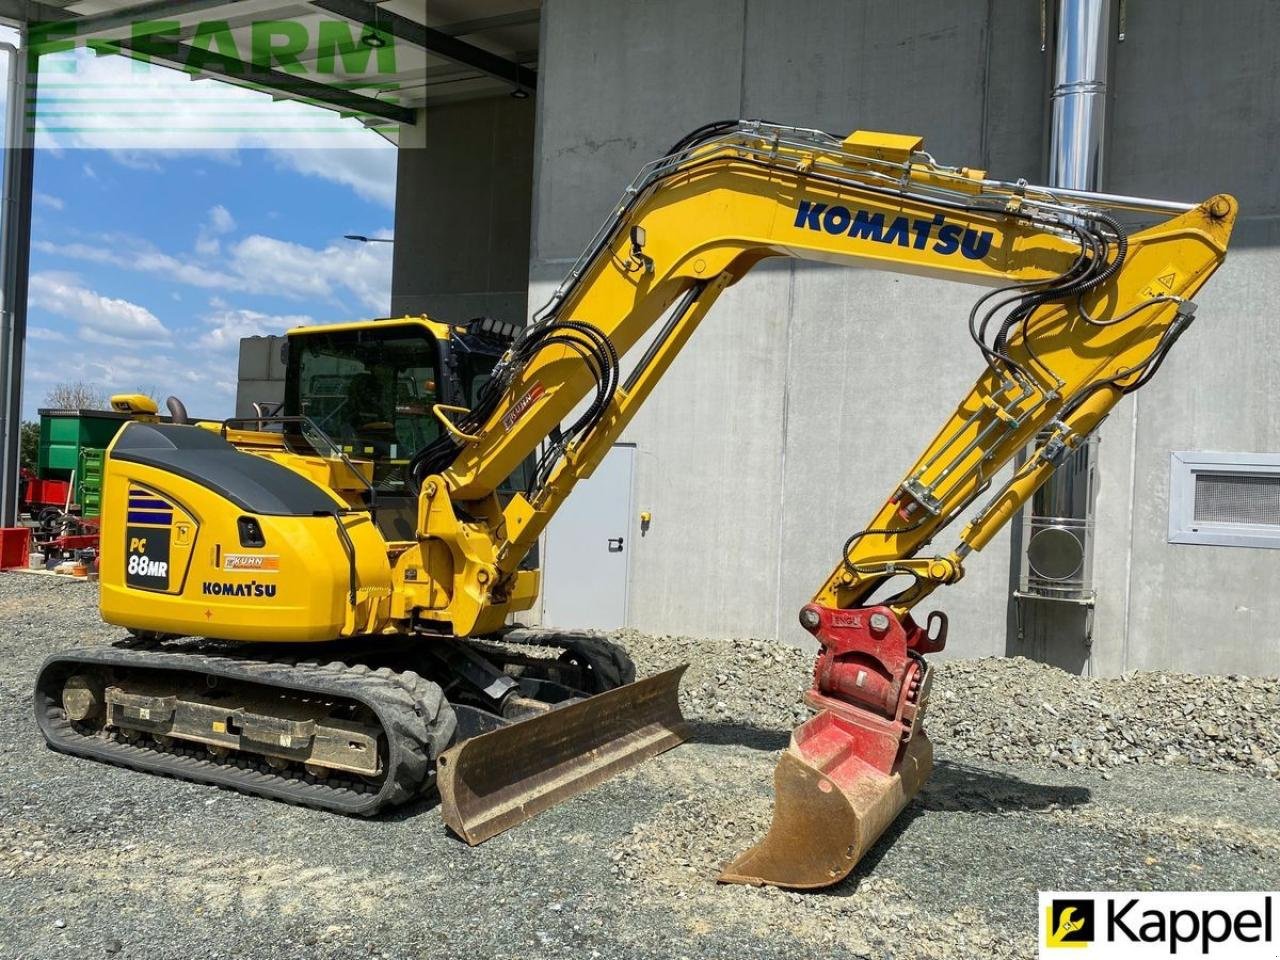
[1169,451,1280,549]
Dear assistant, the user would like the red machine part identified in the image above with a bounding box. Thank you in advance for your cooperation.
[799,603,947,775]
[719,603,949,888]
[20,471,72,510]
[45,531,99,553]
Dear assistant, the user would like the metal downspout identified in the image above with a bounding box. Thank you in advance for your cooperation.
[1016,0,1112,665]
[1048,0,1111,191]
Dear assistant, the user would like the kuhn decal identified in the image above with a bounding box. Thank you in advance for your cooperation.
[223,553,280,573]
[502,381,546,432]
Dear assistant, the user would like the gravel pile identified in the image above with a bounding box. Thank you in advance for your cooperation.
[609,629,1279,960]
[614,629,1280,780]
[1,577,1278,960]
[928,658,1279,779]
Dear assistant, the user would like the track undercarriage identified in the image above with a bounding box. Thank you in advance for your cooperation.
[34,629,687,832]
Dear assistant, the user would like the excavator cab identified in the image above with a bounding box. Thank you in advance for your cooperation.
[280,317,531,539]
[282,317,515,490]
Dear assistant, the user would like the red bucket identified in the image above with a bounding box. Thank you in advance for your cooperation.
[0,527,31,569]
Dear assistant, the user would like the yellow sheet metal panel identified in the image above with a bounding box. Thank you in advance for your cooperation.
[286,315,453,341]
[841,130,924,163]
[98,436,393,643]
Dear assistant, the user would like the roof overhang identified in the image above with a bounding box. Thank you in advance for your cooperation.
[0,0,541,138]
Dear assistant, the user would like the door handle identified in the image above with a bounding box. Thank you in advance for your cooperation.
[607,537,624,552]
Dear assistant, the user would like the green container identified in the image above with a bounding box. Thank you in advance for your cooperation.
[77,447,105,518]
[37,409,129,480]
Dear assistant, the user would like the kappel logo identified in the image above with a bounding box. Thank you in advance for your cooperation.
[1046,899,1095,948]
[1039,892,1277,958]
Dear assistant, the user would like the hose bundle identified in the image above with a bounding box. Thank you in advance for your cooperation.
[409,320,619,496]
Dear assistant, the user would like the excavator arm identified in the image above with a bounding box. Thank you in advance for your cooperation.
[414,121,1232,637]
[414,121,1234,887]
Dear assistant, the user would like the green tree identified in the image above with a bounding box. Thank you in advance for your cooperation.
[18,420,38,472]
[44,380,107,410]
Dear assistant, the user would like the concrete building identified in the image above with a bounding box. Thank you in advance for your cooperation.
[398,1,1278,676]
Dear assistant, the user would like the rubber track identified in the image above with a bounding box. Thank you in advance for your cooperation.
[34,644,457,816]
[495,629,636,693]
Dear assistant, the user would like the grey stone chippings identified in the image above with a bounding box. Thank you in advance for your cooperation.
[0,576,1275,960]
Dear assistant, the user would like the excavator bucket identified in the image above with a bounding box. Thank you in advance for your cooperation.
[720,709,932,889]
[437,666,689,844]
[720,602,941,889]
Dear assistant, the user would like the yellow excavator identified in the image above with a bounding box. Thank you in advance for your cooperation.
[35,121,1235,890]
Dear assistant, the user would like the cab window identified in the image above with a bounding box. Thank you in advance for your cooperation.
[287,328,442,491]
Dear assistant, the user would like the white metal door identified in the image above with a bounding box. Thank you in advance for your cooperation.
[540,444,635,630]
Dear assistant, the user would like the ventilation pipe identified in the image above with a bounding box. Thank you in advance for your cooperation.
[1015,0,1113,653]
[1048,0,1111,190]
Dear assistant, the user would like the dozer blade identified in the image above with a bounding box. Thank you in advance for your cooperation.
[719,709,932,889]
[438,665,689,844]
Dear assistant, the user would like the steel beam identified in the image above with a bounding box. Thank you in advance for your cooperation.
[0,0,71,28]
[2,0,416,123]
[434,10,541,38]
[0,34,36,526]
[53,0,295,43]
[311,0,537,91]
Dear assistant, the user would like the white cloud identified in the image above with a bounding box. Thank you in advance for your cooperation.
[35,49,399,208]
[197,306,312,352]
[22,337,239,421]
[107,151,164,172]
[27,326,68,342]
[271,148,397,209]
[34,192,64,211]
[37,49,395,154]
[208,205,235,234]
[196,204,237,256]
[37,229,393,313]
[227,234,392,311]
[29,271,169,343]
[35,237,243,290]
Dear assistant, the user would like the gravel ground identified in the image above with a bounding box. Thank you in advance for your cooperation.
[1,575,1277,960]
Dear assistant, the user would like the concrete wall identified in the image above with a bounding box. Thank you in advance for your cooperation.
[525,0,1280,673]
[530,0,1048,655]
[392,98,537,324]
[234,335,286,420]
[1083,0,1280,675]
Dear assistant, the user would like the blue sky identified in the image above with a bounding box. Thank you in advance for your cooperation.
[14,38,398,419]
